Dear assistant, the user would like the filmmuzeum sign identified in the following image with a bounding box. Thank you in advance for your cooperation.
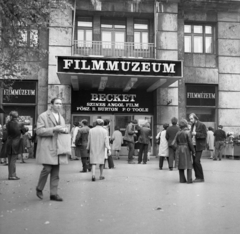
[57,56,182,77]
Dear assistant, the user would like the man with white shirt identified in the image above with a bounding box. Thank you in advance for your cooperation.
[189,113,207,183]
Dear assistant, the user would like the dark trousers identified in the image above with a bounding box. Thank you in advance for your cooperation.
[214,141,225,160]
[127,142,135,162]
[179,169,192,183]
[192,148,204,180]
[159,157,169,169]
[81,157,91,171]
[8,154,18,178]
[37,164,60,196]
[138,143,148,163]
[168,148,175,168]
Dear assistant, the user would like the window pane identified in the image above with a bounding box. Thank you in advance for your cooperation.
[30,30,38,47]
[115,25,125,29]
[102,31,112,49]
[142,32,148,49]
[115,32,124,43]
[85,30,92,41]
[78,21,92,27]
[194,36,203,53]
[77,30,84,41]
[205,37,212,53]
[205,26,212,34]
[134,32,141,49]
[184,25,191,33]
[184,36,191,53]
[194,25,203,33]
[134,24,148,29]
[101,24,112,28]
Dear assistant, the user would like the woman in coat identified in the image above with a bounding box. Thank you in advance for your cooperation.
[175,119,195,184]
[111,126,123,160]
[207,127,215,159]
[158,123,169,170]
[0,125,8,165]
[5,111,25,180]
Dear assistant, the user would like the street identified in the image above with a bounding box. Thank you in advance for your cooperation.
[0,156,240,234]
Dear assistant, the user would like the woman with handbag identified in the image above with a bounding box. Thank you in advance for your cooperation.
[175,119,195,184]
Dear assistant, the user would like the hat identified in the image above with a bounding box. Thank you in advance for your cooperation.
[96,119,104,125]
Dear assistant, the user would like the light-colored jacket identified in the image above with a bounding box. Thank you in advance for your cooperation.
[36,109,67,165]
[87,125,110,164]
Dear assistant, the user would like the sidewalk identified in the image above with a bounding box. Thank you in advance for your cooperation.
[0,157,240,234]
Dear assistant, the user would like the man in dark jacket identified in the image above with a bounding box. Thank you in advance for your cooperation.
[166,117,180,170]
[214,125,226,161]
[75,119,91,172]
[189,113,207,183]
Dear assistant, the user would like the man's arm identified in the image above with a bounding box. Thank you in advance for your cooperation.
[196,122,207,139]
[36,114,55,137]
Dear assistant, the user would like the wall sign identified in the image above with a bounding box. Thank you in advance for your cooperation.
[72,90,154,114]
[186,85,216,106]
[3,81,37,104]
[58,56,182,77]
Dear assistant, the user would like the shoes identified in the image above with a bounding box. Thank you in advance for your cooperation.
[213,159,217,161]
[138,162,141,164]
[219,159,221,161]
[50,194,63,202]
[143,162,147,164]
[128,161,135,164]
[88,168,92,172]
[193,178,204,183]
[8,176,20,180]
[159,168,162,170]
[92,176,95,182]
[36,188,43,199]
[74,158,79,160]
[20,161,26,163]
[169,168,173,171]
[99,176,105,180]
[80,170,87,173]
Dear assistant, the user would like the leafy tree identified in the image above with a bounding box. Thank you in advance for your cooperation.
[0,0,73,87]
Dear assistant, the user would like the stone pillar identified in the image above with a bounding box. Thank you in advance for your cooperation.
[48,8,73,124]
[218,11,240,136]
[155,3,179,129]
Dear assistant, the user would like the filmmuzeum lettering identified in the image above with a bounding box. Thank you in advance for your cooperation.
[187,92,215,99]
[4,89,35,95]
[63,59,176,73]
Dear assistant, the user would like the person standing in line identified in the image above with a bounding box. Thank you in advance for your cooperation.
[36,98,68,202]
[0,125,8,165]
[75,119,91,172]
[207,127,215,159]
[123,120,138,164]
[166,117,180,170]
[137,123,152,164]
[213,125,226,161]
[175,119,195,184]
[87,119,111,181]
[5,111,25,180]
[70,122,80,161]
[20,127,31,163]
[111,126,123,160]
[189,113,207,183]
[158,123,170,170]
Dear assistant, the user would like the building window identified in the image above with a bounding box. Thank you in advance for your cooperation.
[101,20,126,49]
[18,28,38,47]
[77,18,92,47]
[134,21,149,49]
[184,24,214,54]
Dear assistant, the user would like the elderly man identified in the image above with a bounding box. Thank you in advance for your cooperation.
[87,119,111,181]
[214,125,226,161]
[189,113,207,183]
[36,98,68,202]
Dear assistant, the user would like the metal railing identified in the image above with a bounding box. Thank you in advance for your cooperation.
[72,40,155,58]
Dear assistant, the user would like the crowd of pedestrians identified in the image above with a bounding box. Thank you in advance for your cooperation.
[0,97,229,202]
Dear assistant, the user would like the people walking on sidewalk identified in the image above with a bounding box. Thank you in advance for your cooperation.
[70,122,80,161]
[75,119,91,172]
[166,117,180,170]
[189,113,207,183]
[175,119,195,184]
[213,125,226,161]
[5,111,25,180]
[137,122,152,164]
[207,127,215,159]
[158,123,170,170]
[87,119,111,181]
[36,98,69,202]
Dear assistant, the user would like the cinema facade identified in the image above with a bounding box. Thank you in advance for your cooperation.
[1,0,240,155]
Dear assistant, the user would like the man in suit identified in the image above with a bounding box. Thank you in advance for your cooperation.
[166,117,180,170]
[214,125,226,161]
[137,123,152,164]
[36,98,68,201]
[189,113,207,183]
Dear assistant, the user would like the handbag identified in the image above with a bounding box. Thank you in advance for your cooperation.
[57,133,71,155]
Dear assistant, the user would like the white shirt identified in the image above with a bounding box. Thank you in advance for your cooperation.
[192,124,196,146]
[52,112,59,123]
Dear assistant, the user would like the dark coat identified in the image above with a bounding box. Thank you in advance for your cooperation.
[190,120,207,151]
[138,126,152,145]
[175,128,195,170]
[166,125,180,146]
[0,129,7,159]
[5,119,24,155]
[75,125,90,158]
